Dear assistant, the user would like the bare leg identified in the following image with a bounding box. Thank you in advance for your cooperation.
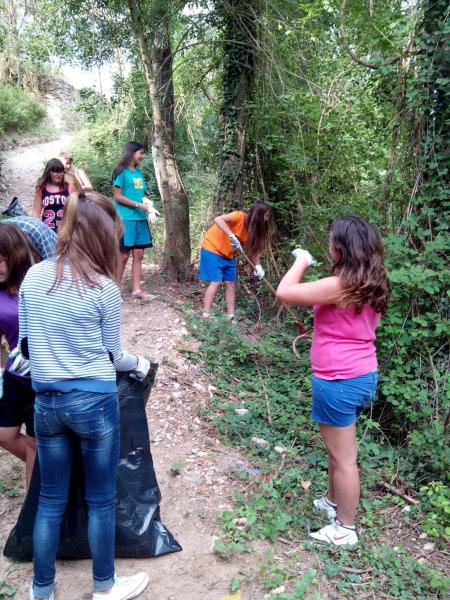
[25,436,36,492]
[0,427,36,492]
[118,250,130,283]
[131,248,145,292]
[319,423,359,526]
[224,282,236,317]
[327,461,336,504]
[0,426,27,461]
[203,282,221,314]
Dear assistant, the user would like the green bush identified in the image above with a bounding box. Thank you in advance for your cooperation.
[0,83,46,134]
[420,482,450,539]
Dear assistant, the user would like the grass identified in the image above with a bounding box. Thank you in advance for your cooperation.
[183,306,450,598]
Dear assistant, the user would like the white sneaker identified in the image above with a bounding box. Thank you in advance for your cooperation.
[29,583,55,600]
[313,495,337,520]
[92,573,149,600]
[309,519,358,547]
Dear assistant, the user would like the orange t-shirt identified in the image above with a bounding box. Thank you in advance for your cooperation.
[201,211,248,259]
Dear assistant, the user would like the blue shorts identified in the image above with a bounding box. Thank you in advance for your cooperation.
[311,371,378,427]
[120,220,153,250]
[199,248,237,283]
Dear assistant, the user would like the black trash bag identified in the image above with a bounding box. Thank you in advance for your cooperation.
[3,365,182,560]
[2,197,27,216]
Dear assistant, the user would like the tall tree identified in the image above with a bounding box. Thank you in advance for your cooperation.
[128,0,191,280]
[212,0,259,212]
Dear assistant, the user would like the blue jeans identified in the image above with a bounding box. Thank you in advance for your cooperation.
[32,391,119,598]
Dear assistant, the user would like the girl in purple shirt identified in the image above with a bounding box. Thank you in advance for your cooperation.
[0,222,40,490]
[277,215,389,547]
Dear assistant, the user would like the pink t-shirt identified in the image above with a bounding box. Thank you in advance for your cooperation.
[310,304,381,380]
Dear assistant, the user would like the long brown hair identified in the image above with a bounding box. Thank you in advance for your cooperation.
[244,201,270,256]
[35,158,68,193]
[0,222,38,292]
[52,192,123,290]
[330,215,389,314]
[112,141,144,181]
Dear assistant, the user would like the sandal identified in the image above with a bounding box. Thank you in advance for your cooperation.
[131,289,157,300]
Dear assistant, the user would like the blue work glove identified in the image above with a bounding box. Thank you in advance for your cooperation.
[130,355,150,381]
[229,234,243,252]
[292,248,315,266]
[142,198,160,225]
[253,264,265,280]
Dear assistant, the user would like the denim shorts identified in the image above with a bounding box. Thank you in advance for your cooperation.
[312,371,378,427]
[199,248,237,283]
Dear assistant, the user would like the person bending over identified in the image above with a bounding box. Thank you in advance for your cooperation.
[200,201,270,321]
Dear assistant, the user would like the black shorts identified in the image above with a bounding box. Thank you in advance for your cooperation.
[0,370,35,436]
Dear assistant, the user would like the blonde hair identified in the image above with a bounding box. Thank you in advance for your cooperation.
[51,192,123,291]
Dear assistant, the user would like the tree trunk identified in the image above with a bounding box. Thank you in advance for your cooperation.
[127,0,191,281]
[154,25,191,275]
[213,0,259,213]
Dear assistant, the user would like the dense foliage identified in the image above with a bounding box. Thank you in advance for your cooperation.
[0,82,45,135]
[1,0,448,595]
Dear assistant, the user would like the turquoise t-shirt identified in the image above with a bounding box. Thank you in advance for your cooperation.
[113,167,148,221]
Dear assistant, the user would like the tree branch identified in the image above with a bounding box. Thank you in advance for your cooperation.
[339,0,409,70]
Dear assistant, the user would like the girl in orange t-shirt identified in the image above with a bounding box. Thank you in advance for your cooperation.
[199,201,270,321]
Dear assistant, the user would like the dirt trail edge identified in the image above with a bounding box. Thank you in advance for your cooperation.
[0,140,273,599]
[0,135,74,211]
[0,272,272,600]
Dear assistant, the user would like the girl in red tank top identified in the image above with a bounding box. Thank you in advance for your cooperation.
[277,215,389,547]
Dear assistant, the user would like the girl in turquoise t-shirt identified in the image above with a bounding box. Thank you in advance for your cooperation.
[113,141,155,299]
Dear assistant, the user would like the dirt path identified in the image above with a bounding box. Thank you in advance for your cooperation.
[0,140,270,599]
[0,135,74,213]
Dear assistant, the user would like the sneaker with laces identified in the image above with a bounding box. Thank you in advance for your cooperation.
[29,584,55,600]
[309,519,358,547]
[92,572,149,600]
[131,289,157,301]
[313,495,337,520]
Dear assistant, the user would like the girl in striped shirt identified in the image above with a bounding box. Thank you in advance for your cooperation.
[19,192,150,600]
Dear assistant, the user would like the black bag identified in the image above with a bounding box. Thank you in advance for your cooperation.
[3,365,182,560]
[2,197,27,216]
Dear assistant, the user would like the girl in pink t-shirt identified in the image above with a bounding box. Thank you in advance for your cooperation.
[276,215,389,547]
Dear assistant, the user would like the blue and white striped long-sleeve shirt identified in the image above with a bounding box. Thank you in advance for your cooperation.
[18,259,138,393]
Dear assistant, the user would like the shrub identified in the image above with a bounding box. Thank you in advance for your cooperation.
[0,83,46,134]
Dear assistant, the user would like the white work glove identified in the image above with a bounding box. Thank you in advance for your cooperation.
[292,248,315,266]
[130,355,150,381]
[253,264,265,280]
[142,198,160,225]
[9,346,31,376]
[229,234,243,252]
